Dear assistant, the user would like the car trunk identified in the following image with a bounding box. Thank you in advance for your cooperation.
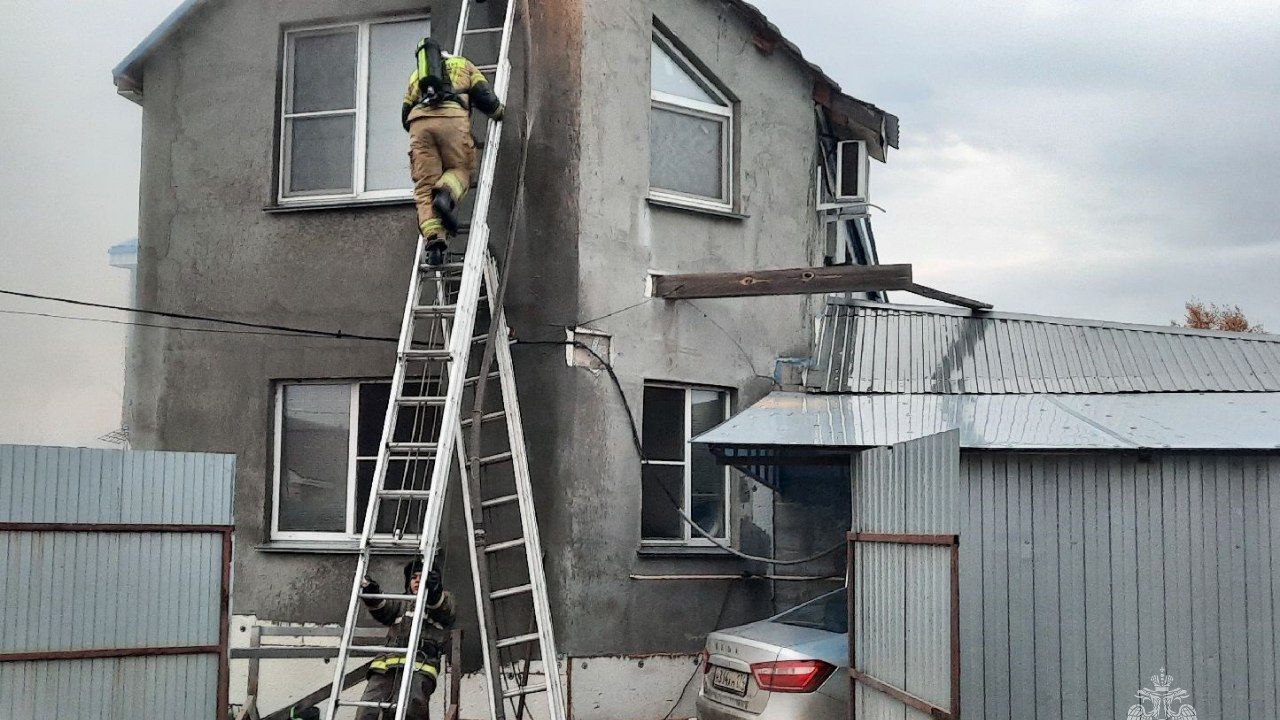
[701,620,842,715]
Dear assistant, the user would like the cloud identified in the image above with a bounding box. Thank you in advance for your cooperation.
[752,0,1280,327]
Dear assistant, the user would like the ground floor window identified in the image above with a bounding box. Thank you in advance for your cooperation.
[640,382,731,545]
[272,380,435,541]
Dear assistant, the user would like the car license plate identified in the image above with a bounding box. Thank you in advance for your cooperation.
[711,666,749,696]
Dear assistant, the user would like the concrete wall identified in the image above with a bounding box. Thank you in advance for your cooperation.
[127,0,835,684]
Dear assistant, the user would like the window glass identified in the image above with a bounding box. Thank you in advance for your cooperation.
[650,41,718,105]
[278,384,350,533]
[289,30,357,113]
[642,386,686,461]
[287,115,356,195]
[649,107,723,199]
[774,588,849,635]
[641,464,684,540]
[366,19,430,191]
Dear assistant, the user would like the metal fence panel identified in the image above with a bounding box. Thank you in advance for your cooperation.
[958,451,1280,719]
[0,654,218,719]
[0,445,234,525]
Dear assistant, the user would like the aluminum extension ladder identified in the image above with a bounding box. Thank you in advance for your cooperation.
[325,0,565,718]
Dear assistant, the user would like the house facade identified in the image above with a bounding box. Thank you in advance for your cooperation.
[112,0,897,714]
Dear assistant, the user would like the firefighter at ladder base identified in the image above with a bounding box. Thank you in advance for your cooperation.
[403,36,506,267]
[357,560,457,719]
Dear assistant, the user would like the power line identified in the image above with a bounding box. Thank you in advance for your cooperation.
[0,288,398,343]
[0,308,339,340]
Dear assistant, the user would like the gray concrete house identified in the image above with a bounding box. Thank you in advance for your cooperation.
[110,0,897,715]
[700,299,1280,720]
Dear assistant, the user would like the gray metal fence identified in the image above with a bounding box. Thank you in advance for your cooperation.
[0,445,235,719]
[959,451,1280,720]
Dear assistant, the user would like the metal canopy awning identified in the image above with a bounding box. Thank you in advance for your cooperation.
[694,391,1280,453]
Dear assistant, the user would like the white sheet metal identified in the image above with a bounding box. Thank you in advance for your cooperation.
[0,654,217,719]
[695,391,1280,450]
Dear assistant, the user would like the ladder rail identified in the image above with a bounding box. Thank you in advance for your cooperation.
[457,428,505,720]
[325,235,429,718]
[483,255,566,719]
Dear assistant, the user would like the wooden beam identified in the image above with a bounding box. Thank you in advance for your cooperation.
[258,661,372,720]
[903,283,993,310]
[649,264,913,300]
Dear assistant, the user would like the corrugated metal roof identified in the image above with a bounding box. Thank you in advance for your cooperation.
[694,391,1280,450]
[0,445,235,525]
[811,299,1280,394]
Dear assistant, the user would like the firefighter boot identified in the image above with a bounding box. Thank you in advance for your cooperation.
[425,236,449,267]
[432,188,460,236]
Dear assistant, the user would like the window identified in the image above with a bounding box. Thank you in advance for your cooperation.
[279,17,430,204]
[272,380,438,541]
[649,32,734,211]
[641,383,731,545]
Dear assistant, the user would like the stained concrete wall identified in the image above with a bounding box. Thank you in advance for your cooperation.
[125,0,845,670]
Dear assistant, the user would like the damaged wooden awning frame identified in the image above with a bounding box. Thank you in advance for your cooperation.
[646,263,991,310]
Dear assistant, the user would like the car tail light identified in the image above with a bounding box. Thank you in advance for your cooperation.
[749,660,836,693]
[700,649,711,674]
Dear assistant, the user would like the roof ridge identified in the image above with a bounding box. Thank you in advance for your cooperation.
[830,297,1280,343]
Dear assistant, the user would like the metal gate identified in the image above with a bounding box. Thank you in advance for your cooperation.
[848,430,960,720]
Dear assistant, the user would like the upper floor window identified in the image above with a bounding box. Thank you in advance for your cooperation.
[640,382,732,546]
[649,32,734,212]
[279,17,429,205]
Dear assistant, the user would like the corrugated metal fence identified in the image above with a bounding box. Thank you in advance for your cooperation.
[959,451,1280,719]
[0,445,235,719]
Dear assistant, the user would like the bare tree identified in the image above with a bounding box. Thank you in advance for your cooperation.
[1176,300,1266,333]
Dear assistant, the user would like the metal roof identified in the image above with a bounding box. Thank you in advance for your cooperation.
[810,299,1280,394]
[694,391,1280,450]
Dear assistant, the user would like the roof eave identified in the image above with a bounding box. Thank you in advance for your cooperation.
[110,0,208,104]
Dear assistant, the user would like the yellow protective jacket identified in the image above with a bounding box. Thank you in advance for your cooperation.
[367,590,456,677]
[403,55,502,125]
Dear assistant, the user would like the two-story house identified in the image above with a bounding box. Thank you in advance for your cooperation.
[112,0,897,715]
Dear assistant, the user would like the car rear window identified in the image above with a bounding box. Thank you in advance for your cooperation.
[774,588,847,634]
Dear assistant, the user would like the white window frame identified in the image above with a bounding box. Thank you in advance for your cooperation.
[834,140,870,203]
[640,382,732,547]
[271,379,391,542]
[277,15,429,206]
[649,32,735,213]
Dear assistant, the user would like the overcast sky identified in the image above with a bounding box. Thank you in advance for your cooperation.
[1,0,1277,448]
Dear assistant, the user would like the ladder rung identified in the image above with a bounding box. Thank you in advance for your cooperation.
[360,592,417,602]
[396,395,448,407]
[504,683,547,699]
[420,261,466,273]
[387,442,439,453]
[477,64,499,74]
[484,537,526,554]
[496,633,540,650]
[481,493,519,510]
[477,451,513,467]
[412,304,457,317]
[490,584,532,600]
[465,371,501,386]
[461,410,507,428]
[366,539,420,550]
[378,489,433,499]
[348,645,409,655]
[401,348,453,361]
[340,700,396,709]
[463,26,504,35]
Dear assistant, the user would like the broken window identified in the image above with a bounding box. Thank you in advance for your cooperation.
[273,380,407,541]
[280,16,430,204]
[641,383,731,545]
[649,32,734,211]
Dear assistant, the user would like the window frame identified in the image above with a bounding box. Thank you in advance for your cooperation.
[277,15,430,207]
[648,31,735,213]
[640,381,733,547]
[271,379,391,542]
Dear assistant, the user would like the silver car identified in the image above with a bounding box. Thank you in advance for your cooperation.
[696,587,847,719]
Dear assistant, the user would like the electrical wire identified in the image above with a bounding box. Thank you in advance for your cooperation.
[0,307,331,339]
[512,339,846,567]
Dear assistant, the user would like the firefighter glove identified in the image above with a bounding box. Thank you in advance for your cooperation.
[360,575,382,605]
[425,567,444,607]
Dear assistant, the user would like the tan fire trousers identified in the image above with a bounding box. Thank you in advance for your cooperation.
[408,111,476,241]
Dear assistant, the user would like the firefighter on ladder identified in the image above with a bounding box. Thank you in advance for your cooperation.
[403,36,506,266]
[357,560,456,719]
